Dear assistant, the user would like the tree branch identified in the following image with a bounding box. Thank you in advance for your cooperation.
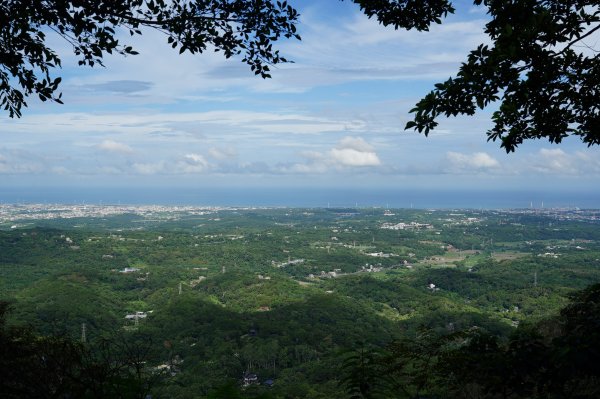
[560,23,600,55]
[112,12,240,27]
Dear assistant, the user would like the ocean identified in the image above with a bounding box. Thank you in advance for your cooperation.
[1,186,598,209]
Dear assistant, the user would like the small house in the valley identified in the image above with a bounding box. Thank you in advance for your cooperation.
[243,372,259,387]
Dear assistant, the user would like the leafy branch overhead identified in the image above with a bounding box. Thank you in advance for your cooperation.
[354,0,600,152]
[2,1,599,152]
[0,0,300,118]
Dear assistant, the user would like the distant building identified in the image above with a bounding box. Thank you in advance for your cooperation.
[125,311,147,320]
[120,267,140,273]
[428,283,440,291]
[243,373,259,387]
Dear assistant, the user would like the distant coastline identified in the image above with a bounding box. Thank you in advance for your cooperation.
[0,186,598,209]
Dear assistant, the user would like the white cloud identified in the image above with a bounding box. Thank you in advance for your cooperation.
[177,153,210,173]
[344,14,487,48]
[42,2,489,105]
[5,110,362,138]
[0,151,45,174]
[264,7,489,92]
[5,2,599,190]
[278,136,381,173]
[330,136,380,167]
[97,166,124,175]
[97,140,134,154]
[527,148,600,175]
[0,155,9,173]
[531,148,574,174]
[298,150,325,160]
[278,162,329,174]
[51,166,71,175]
[336,136,375,152]
[132,161,165,175]
[330,148,381,167]
[184,153,207,164]
[574,151,600,174]
[208,147,237,160]
[446,151,500,171]
[130,154,211,175]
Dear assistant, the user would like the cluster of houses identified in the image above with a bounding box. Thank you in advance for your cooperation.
[124,311,149,321]
[243,372,274,388]
[366,251,397,258]
[119,267,140,273]
[156,355,184,377]
[273,258,305,268]
[308,269,342,279]
[361,264,383,273]
[380,221,433,230]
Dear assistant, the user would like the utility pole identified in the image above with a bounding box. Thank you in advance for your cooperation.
[534,271,538,287]
[179,282,182,295]
[81,323,87,343]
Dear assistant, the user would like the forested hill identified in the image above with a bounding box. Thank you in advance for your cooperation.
[1,206,599,398]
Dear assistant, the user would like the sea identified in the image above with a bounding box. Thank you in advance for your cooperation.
[1,186,598,209]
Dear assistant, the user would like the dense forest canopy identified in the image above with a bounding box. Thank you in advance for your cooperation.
[1,206,600,397]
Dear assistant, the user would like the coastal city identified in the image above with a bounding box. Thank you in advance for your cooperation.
[1,203,598,228]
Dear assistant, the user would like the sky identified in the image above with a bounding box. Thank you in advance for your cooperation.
[2,0,600,196]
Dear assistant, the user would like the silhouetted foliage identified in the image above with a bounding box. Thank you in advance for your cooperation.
[5,1,599,151]
[341,283,600,398]
[0,0,300,117]
[0,302,157,399]
[548,283,600,397]
[341,343,387,399]
[350,0,600,151]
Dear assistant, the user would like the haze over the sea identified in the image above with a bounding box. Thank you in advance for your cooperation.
[2,1,600,197]
[1,186,598,209]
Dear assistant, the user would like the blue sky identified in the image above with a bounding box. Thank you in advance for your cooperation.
[2,0,600,193]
